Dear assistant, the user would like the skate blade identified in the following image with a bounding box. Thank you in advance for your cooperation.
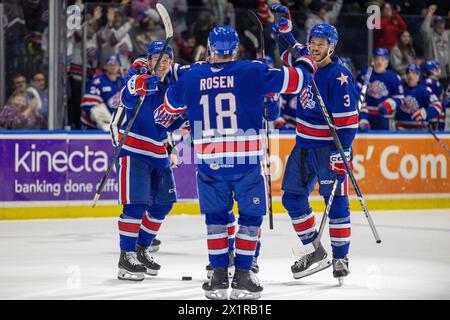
[230,289,261,300]
[145,269,158,276]
[293,259,332,280]
[205,289,228,300]
[337,277,345,286]
[117,269,145,281]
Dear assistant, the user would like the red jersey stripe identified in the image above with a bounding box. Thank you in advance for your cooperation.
[118,221,140,233]
[296,123,332,137]
[235,238,258,251]
[293,216,315,232]
[334,114,359,127]
[286,67,299,93]
[118,134,167,154]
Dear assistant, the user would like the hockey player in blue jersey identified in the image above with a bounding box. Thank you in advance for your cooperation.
[423,60,445,130]
[80,55,125,131]
[113,41,187,281]
[396,64,442,130]
[162,25,316,300]
[270,4,359,284]
[356,48,404,131]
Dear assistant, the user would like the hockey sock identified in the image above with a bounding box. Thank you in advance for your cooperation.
[205,212,229,268]
[118,204,146,252]
[227,210,236,252]
[282,192,317,245]
[137,204,172,248]
[235,215,263,270]
[325,196,351,258]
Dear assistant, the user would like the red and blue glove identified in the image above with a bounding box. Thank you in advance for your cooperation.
[378,99,394,115]
[130,57,149,75]
[329,148,353,177]
[412,108,427,122]
[270,4,292,34]
[127,74,160,96]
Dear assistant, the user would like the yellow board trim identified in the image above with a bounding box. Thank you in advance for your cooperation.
[1,198,449,220]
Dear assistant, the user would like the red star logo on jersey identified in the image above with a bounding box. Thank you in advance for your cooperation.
[336,72,349,86]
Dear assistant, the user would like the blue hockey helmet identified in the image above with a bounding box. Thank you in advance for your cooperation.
[208,25,240,56]
[406,64,421,75]
[424,60,440,74]
[373,48,389,58]
[147,40,174,60]
[308,24,339,45]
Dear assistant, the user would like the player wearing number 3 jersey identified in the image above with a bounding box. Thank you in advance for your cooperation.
[162,25,317,300]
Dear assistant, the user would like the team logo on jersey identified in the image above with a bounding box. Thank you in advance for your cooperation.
[210,163,220,170]
[367,80,388,99]
[401,95,419,114]
[300,85,316,109]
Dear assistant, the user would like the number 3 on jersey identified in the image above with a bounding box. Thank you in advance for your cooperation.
[200,93,238,134]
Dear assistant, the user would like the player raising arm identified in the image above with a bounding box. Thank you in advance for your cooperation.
[162,25,316,300]
[271,4,359,285]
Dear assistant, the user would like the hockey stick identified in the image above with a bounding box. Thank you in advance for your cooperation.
[427,124,450,156]
[313,177,339,248]
[247,9,274,230]
[277,34,382,244]
[91,3,173,207]
[356,66,373,113]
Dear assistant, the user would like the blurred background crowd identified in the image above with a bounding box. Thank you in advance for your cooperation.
[1,0,449,131]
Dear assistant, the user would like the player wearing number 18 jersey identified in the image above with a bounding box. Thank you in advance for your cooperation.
[162,25,316,300]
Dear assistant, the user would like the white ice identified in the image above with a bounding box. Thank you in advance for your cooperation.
[0,210,449,300]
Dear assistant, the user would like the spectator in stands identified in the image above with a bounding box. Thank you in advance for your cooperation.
[390,30,416,79]
[305,0,343,37]
[0,89,46,130]
[421,4,450,85]
[3,0,27,76]
[67,2,102,129]
[26,72,49,120]
[98,6,134,72]
[374,2,407,51]
[189,10,216,47]
[130,8,165,56]
[10,74,28,93]
[131,0,159,22]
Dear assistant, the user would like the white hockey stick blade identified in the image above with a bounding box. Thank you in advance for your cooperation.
[156,3,173,39]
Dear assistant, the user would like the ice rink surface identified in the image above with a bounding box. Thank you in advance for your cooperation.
[0,210,449,300]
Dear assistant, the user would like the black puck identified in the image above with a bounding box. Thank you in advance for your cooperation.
[182,276,192,281]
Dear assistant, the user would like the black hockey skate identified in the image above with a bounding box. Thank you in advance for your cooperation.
[251,257,259,274]
[332,256,350,286]
[206,252,235,279]
[291,242,331,279]
[202,267,229,300]
[117,250,146,281]
[147,238,161,253]
[230,268,263,300]
[136,244,161,276]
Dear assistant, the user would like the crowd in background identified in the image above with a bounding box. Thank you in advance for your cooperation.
[1,0,450,130]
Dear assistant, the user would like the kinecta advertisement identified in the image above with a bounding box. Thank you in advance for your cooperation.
[0,132,449,205]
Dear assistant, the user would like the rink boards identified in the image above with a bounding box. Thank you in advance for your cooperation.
[0,131,449,219]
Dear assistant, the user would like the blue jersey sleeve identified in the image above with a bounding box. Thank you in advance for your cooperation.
[276,33,309,67]
[384,72,404,112]
[424,91,442,121]
[164,75,187,115]
[256,61,314,96]
[329,67,359,148]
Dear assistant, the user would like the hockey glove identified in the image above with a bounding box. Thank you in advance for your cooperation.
[378,99,394,115]
[274,116,286,129]
[329,149,353,176]
[270,5,292,33]
[358,119,370,132]
[127,74,160,96]
[130,57,149,75]
[412,108,427,122]
[294,55,318,74]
